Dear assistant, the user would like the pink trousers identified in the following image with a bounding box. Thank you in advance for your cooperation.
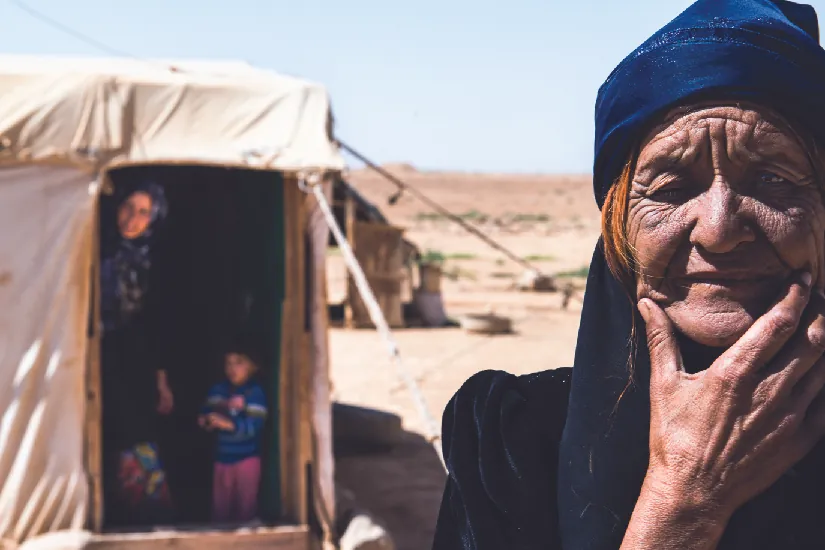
[212,456,261,523]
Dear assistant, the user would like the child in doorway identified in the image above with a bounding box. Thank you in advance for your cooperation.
[199,343,267,523]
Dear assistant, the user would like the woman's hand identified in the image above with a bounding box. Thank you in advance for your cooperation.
[622,273,825,549]
[156,370,174,415]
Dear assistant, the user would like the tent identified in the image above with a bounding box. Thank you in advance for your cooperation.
[0,55,343,549]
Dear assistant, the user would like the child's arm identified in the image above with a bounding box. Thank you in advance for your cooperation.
[233,385,268,438]
[199,383,226,427]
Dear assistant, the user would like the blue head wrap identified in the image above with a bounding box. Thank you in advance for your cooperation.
[594,0,825,207]
[560,1,825,548]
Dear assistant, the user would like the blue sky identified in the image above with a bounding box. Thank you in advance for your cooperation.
[3,0,825,173]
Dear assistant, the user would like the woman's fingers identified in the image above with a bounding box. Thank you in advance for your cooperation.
[801,383,825,449]
[639,298,682,389]
[760,291,825,398]
[793,357,825,412]
[715,272,812,378]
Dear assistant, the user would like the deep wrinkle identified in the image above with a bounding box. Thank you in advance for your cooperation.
[628,105,825,348]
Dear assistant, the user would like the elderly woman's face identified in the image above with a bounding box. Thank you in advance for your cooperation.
[629,105,825,347]
[117,191,153,240]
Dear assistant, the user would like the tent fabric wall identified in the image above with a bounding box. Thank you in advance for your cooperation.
[0,165,96,546]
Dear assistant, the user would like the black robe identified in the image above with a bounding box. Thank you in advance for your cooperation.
[433,369,570,550]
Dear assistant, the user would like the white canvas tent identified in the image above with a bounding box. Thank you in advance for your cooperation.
[0,55,343,550]
[0,55,342,170]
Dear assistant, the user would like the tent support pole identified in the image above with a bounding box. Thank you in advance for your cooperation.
[303,178,446,472]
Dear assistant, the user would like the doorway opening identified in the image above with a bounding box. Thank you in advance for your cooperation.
[98,165,286,528]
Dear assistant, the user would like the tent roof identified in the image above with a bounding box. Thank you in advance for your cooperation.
[0,55,344,172]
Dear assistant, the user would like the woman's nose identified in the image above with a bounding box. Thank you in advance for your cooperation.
[689,180,755,254]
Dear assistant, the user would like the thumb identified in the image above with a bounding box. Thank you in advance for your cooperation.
[638,298,683,387]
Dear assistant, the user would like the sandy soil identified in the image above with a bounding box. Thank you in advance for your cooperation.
[329,166,600,550]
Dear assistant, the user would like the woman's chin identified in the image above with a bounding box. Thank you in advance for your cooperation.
[664,305,756,349]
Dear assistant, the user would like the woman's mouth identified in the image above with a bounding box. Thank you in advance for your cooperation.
[672,271,784,296]
[681,275,765,286]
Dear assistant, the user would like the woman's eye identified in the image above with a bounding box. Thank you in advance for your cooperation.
[651,184,691,203]
[757,171,791,186]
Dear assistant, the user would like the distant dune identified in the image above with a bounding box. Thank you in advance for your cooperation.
[346,167,596,226]
[379,162,419,174]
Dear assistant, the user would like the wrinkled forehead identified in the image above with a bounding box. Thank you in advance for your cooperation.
[640,101,801,147]
[633,101,821,179]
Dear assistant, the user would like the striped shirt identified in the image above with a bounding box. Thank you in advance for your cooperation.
[201,380,267,464]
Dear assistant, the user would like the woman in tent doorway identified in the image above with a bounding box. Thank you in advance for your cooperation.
[100,181,176,527]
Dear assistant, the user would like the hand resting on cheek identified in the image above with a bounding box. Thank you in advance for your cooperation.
[621,272,825,549]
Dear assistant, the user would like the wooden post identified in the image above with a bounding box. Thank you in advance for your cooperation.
[278,297,293,519]
[280,177,310,526]
[85,180,104,531]
[343,193,356,329]
[294,185,311,526]
[280,180,298,523]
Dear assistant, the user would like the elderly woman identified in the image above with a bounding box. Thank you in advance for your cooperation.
[101,181,176,526]
[433,1,825,548]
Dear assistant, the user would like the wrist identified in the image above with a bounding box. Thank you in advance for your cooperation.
[634,469,732,542]
[619,467,734,549]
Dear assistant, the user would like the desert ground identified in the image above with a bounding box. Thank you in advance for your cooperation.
[327,165,600,549]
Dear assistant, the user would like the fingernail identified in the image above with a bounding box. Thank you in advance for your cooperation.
[802,272,813,287]
[637,299,651,321]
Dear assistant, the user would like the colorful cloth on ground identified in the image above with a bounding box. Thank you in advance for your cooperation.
[212,456,261,523]
[104,442,174,527]
[101,181,168,332]
[117,442,172,508]
[202,380,267,464]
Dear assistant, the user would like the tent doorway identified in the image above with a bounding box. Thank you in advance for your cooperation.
[99,165,286,528]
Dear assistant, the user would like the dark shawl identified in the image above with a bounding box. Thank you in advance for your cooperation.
[433,1,825,549]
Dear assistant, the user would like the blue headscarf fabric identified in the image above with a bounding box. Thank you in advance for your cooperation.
[593,0,825,207]
[559,1,825,549]
[100,182,168,332]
